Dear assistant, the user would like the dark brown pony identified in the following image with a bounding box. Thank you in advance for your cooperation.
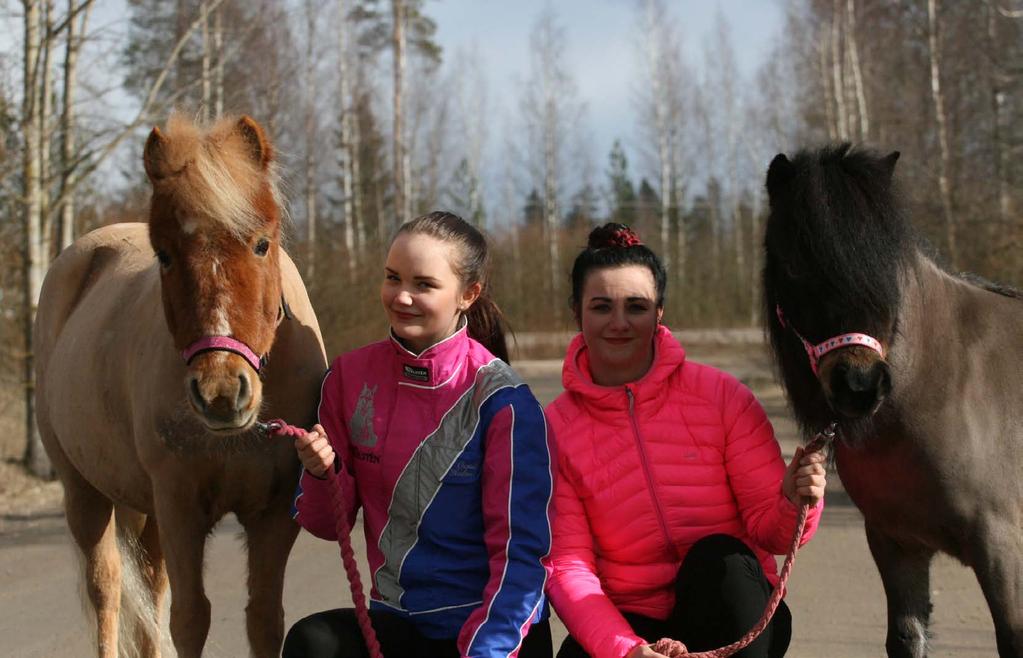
[763,144,1023,658]
[34,115,326,657]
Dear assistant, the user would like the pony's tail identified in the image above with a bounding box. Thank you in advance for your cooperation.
[114,512,167,658]
[466,291,511,363]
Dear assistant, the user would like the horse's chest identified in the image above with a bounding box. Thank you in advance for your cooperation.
[836,442,951,545]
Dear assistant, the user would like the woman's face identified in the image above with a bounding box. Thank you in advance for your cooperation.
[381,232,479,354]
[578,265,662,380]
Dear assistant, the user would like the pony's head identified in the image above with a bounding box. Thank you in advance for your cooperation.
[144,114,284,434]
[763,144,910,433]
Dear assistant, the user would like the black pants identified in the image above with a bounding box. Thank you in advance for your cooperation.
[283,607,553,658]
[556,535,792,658]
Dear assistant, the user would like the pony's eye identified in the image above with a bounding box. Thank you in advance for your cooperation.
[155,249,171,269]
[254,238,270,257]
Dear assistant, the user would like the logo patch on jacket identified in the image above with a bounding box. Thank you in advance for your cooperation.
[402,364,430,382]
[351,383,379,447]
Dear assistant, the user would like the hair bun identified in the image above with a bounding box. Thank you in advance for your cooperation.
[587,223,643,249]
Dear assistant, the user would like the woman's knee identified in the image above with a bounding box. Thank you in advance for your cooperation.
[676,534,769,599]
[282,609,358,658]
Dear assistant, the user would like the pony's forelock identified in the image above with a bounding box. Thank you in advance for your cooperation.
[154,114,281,239]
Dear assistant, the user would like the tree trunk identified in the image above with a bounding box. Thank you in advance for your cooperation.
[59,0,91,252]
[392,0,408,226]
[846,0,869,140]
[21,0,52,477]
[831,0,849,140]
[339,0,357,281]
[304,2,317,283]
[819,29,838,141]
[213,4,223,117]
[39,0,54,262]
[927,0,957,267]
[200,0,210,120]
[543,97,561,317]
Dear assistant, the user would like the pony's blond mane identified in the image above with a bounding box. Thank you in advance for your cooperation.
[153,114,282,239]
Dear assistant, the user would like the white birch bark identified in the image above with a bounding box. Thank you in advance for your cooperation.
[213,4,223,118]
[846,0,869,140]
[21,0,50,476]
[59,0,92,251]
[39,0,54,263]
[831,0,849,140]
[200,0,210,120]
[338,0,357,279]
[638,0,678,270]
[927,0,957,266]
[392,0,408,225]
[304,1,317,282]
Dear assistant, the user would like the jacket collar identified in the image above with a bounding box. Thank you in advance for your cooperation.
[561,324,686,414]
[388,320,469,389]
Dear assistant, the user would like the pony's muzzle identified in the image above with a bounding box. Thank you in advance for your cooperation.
[827,360,891,418]
[185,355,261,432]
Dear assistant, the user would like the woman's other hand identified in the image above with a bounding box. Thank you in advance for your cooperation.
[627,643,671,658]
[294,423,335,478]
[782,445,827,506]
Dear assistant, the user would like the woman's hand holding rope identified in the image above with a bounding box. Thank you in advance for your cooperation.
[294,423,335,478]
[782,446,827,507]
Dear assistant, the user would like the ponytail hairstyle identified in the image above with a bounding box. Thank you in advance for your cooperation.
[570,223,667,319]
[394,211,511,362]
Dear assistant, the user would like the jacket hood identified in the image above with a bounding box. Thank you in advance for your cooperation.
[561,324,686,418]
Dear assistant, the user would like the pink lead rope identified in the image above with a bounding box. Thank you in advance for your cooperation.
[650,423,836,658]
[260,419,384,658]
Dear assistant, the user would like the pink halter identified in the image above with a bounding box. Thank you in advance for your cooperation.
[182,336,266,372]
[775,305,885,376]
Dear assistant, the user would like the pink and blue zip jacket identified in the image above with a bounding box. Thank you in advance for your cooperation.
[291,325,555,658]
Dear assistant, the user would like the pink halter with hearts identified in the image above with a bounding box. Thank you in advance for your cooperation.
[775,305,885,376]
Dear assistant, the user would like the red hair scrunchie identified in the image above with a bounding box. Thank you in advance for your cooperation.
[606,227,642,248]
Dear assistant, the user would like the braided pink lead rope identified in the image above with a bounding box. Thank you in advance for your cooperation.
[650,424,836,658]
[262,419,384,658]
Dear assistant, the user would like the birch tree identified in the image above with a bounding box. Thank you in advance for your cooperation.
[21,0,47,475]
[392,0,408,225]
[19,0,225,476]
[58,0,93,251]
[520,8,584,316]
[927,0,957,267]
[338,0,359,279]
[635,0,686,270]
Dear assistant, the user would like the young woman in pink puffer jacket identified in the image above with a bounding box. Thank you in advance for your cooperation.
[545,224,827,658]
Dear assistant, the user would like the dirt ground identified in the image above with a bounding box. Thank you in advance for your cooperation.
[0,338,999,657]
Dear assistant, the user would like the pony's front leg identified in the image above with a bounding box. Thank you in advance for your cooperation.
[153,485,212,658]
[865,524,935,658]
[970,516,1023,657]
[239,505,300,657]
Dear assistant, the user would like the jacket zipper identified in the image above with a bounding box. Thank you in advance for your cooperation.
[626,386,679,560]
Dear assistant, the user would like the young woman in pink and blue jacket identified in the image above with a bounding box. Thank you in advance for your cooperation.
[284,212,555,658]
[545,224,828,658]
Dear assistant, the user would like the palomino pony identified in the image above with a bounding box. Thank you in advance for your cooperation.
[34,115,327,657]
[762,144,1023,657]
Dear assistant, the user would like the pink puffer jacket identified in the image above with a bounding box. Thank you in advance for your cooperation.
[545,326,822,658]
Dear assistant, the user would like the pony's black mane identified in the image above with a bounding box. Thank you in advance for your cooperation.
[957,272,1023,300]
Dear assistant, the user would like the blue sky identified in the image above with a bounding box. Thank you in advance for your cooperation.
[428,0,784,169]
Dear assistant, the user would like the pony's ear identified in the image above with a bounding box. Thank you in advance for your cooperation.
[881,151,900,181]
[233,116,273,170]
[766,153,794,195]
[143,126,169,182]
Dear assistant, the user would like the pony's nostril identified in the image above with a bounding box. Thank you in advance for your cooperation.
[236,373,251,411]
[189,377,207,412]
